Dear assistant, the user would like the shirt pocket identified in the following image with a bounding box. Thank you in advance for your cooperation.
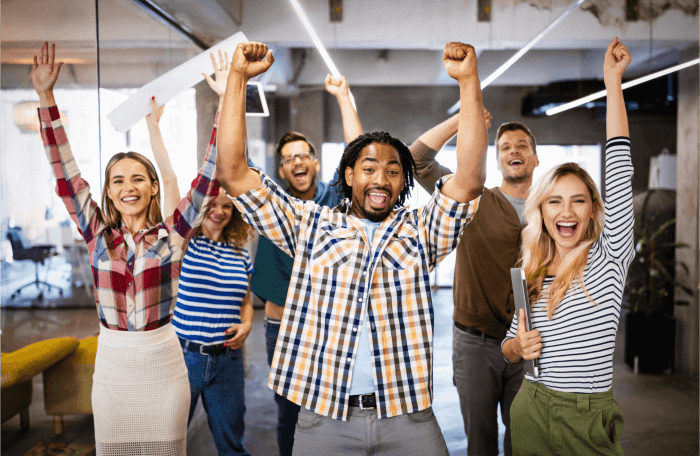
[310,226,357,269]
[381,235,422,270]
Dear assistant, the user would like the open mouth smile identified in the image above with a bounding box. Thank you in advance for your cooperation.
[121,196,140,205]
[556,221,579,238]
[366,190,390,209]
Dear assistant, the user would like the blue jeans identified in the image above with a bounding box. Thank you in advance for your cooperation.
[182,338,250,456]
[265,318,302,456]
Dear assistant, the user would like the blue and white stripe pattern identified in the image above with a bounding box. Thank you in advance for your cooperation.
[504,137,635,393]
[172,235,252,345]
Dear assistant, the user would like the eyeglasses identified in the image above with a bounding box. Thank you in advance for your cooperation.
[281,151,314,165]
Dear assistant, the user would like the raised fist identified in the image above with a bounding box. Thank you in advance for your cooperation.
[604,37,632,85]
[231,41,274,80]
[324,74,349,98]
[443,42,478,83]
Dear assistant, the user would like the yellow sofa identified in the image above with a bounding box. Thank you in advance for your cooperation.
[1,337,79,431]
[43,334,98,435]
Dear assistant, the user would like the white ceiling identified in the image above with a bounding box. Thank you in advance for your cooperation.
[1,0,697,90]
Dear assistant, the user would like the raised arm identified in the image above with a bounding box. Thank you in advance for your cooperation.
[324,75,363,143]
[146,97,180,217]
[218,42,274,197]
[410,109,492,194]
[33,43,103,244]
[439,42,488,203]
[604,37,631,140]
[600,38,635,263]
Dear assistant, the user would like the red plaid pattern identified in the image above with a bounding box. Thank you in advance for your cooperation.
[39,105,219,331]
[234,170,480,420]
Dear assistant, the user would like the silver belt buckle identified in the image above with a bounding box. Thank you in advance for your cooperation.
[358,394,369,410]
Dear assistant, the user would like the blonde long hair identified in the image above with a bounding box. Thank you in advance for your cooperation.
[520,163,605,319]
[101,152,163,229]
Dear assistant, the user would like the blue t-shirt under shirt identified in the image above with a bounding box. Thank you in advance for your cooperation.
[348,219,382,395]
[172,235,253,344]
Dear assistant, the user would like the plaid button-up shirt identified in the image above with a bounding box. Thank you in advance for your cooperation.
[233,170,480,420]
[39,106,219,331]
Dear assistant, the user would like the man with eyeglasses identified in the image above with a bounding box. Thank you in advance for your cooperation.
[250,74,363,456]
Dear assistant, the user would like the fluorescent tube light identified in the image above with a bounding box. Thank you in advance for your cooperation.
[546,58,700,116]
[448,0,586,114]
[289,0,356,110]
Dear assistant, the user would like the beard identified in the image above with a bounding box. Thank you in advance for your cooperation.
[503,172,532,185]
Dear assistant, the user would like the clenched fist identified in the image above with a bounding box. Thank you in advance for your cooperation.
[231,41,274,80]
[443,42,478,83]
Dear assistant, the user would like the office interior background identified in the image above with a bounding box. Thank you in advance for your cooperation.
[1,0,698,454]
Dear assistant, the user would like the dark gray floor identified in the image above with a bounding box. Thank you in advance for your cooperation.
[2,281,698,455]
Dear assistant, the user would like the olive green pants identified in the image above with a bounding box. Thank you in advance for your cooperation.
[510,379,624,456]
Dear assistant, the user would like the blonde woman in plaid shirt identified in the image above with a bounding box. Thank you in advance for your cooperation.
[32,43,219,455]
[217,41,487,456]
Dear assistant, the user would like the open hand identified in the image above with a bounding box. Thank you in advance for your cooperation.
[443,42,478,83]
[203,49,231,97]
[223,321,252,350]
[604,37,631,86]
[31,42,63,95]
[513,308,542,360]
[231,42,274,80]
[146,97,164,126]
[325,74,349,98]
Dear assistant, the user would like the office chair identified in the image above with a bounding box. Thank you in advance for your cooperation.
[6,227,63,299]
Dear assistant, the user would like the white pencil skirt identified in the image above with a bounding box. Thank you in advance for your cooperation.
[92,323,190,456]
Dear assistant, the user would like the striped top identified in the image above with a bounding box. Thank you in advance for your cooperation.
[233,170,480,421]
[39,106,220,331]
[172,236,253,344]
[504,137,635,393]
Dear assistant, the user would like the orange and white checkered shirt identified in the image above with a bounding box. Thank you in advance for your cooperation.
[234,170,480,420]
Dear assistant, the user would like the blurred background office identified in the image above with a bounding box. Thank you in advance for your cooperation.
[1,0,698,454]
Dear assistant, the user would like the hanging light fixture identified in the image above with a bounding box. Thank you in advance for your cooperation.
[288,0,356,111]
[447,0,587,114]
[545,58,700,116]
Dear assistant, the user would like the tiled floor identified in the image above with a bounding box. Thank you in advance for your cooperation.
[1,287,698,455]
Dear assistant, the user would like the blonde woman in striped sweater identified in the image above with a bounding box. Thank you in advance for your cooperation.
[502,38,634,456]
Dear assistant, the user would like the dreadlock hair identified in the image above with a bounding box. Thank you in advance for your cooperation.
[333,131,416,208]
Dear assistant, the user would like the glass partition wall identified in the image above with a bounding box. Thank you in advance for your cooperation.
[1,0,201,309]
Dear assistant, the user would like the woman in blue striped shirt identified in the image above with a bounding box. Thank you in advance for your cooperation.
[502,38,634,455]
[149,51,255,456]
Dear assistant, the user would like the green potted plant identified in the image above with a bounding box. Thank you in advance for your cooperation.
[624,218,692,373]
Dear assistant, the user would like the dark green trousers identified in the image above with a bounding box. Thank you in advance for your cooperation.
[510,379,624,456]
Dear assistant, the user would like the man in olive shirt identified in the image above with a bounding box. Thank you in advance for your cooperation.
[410,115,539,456]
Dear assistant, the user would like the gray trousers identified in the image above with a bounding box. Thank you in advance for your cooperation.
[452,325,525,456]
[291,405,449,456]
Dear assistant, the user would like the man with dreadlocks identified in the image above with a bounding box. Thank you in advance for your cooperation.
[217,40,487,455]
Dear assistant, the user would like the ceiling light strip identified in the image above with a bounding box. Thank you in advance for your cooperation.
[288,0,356,110]
[545,58,700,116]
[448,0,586,114]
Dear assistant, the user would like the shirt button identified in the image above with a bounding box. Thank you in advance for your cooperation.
[362,270,367,276]
[352,327,358,332]
[347,357,352,363]
[358,297,363,303]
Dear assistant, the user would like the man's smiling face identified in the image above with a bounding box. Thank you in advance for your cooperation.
[345,142,405,222]
[278,140,320,199]
[496,129,539,184]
